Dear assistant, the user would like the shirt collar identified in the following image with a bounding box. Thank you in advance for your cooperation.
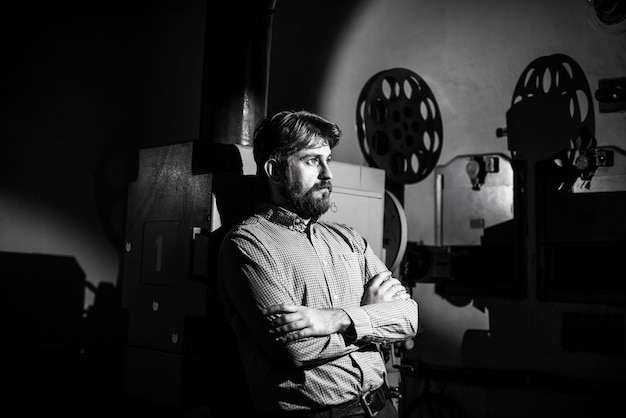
[258,203,314,233]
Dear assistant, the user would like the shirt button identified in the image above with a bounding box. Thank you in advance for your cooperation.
[323,261,328,267]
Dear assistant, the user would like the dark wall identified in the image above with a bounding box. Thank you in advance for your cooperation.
[267,0,366,114]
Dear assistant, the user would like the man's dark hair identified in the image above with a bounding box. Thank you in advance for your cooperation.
[252,110,342,183]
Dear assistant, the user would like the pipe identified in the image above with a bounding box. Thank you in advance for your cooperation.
[199,0,277,146]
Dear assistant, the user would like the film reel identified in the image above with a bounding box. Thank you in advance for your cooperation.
[587,0,626,35]
[506,54,597,191]
[356,68,443,184]
[383,190,408,273]
[506,53,595,161]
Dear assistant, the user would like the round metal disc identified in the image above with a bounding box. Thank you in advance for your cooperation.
[356,68,443,184]
[383,190,408,273]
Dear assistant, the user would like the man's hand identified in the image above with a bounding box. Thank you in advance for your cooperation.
[262,304,351,343]
[361,271,410,305]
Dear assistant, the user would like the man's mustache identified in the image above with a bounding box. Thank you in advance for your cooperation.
[313,181,333,192]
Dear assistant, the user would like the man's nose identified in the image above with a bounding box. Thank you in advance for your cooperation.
[319,162,333,180]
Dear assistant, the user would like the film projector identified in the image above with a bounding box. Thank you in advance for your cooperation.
[355,67,445,407]
[354,67,524,408]
[357,67,527,299]
[502,53,626,304]
[356,67,442,279]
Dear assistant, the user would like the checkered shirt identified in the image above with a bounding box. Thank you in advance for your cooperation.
[218,204,418,412]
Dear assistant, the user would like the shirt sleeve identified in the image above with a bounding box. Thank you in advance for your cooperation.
[340,227,419,344]
[342,299,418,344]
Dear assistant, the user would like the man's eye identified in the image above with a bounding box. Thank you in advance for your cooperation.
[308,158,320,165]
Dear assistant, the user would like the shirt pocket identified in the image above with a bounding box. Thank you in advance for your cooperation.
[338,252,364,296]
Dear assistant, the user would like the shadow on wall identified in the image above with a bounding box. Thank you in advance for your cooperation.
[1,251,128,415]
[268,0,369,113]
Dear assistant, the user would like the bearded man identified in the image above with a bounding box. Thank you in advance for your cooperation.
[217,110,418,418]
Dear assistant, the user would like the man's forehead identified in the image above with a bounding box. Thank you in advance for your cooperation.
[294,143,331,157]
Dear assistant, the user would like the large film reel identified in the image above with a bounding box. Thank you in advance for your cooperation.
[356,68,443,184]
[506,53,595,161]
[505,53,596,191]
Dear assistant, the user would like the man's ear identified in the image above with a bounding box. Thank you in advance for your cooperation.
[263,159,281,184]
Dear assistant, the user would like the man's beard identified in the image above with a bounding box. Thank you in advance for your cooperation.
[283,176,333,219]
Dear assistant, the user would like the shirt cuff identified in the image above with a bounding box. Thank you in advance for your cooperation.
[341,307,373,340]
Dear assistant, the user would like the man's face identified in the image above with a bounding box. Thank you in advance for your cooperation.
[282,143,333,219]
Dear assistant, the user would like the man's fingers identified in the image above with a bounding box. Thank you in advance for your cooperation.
[270,319,306,334]
[269,312,302,327]
[382,276,403,287]
[276,330,307,343]
[375,278,406,297]
[369,271,392,286]
[262,303,298,316]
